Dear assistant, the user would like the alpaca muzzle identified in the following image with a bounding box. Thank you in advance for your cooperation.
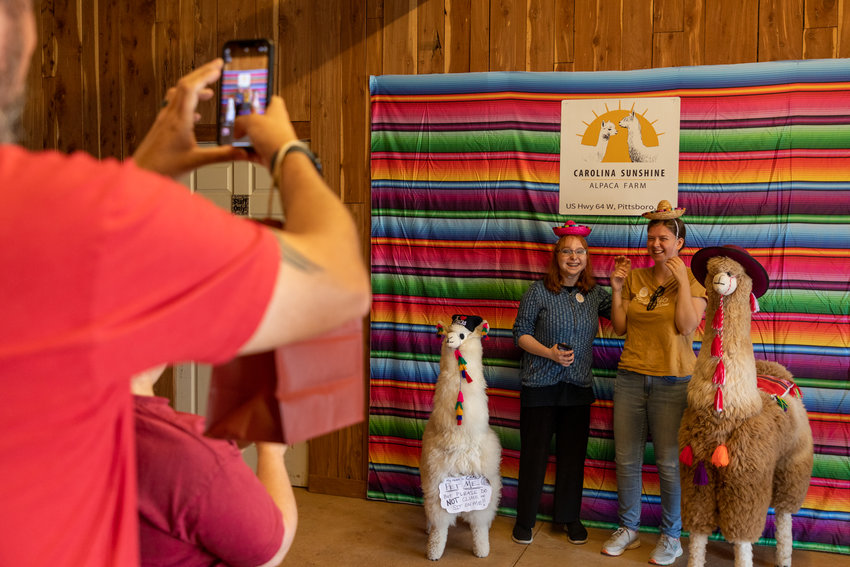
[712,272,737,296]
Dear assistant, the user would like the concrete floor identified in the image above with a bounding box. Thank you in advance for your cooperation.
[282,488,847,566]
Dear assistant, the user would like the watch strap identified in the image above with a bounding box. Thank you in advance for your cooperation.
[270,140,322,187]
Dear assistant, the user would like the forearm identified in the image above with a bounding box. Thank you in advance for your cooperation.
[674,295,701,335]
[610,293,628,336]
[256,443,298,560]
[517,334,554,359]
[274,152,368,297]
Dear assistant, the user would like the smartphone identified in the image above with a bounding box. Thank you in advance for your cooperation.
[217,39,274,147]
[558,343,573,351]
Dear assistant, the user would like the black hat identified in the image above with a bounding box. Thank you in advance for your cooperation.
[451,314,483,332]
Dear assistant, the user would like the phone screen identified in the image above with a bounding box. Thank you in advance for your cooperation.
[218,39,273,147]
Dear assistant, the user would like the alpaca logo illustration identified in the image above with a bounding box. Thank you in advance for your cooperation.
[559,97,680,217]
[578,104,664,163]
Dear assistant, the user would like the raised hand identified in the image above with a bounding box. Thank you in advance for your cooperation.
[610,255,631,291]
[133,59,249,177]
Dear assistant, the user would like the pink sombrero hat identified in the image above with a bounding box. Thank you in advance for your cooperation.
[553,220,591,237]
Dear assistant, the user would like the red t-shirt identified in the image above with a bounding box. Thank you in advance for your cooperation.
[0,146,279,566]
[134,396,284,566]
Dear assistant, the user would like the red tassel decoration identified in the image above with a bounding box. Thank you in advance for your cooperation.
[750,293,760,314]
[712,297,724,331]
[713,360,726,385]
[694,461,709,486]
[679,445,694,466]
[714,388,724,412]
[455,390,464,425]
[711,335,723,358]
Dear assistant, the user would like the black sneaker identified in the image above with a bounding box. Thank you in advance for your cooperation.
[511,524,533,544]
[566,520,588,545]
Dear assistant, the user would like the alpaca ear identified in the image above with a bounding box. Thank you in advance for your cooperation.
[750,293,760,314]
[435,321,446,337]
[479,320,490,339]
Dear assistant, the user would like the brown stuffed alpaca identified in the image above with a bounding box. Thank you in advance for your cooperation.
[678,245,813,567]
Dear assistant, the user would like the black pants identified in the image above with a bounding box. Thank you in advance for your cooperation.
[515,403,591,528]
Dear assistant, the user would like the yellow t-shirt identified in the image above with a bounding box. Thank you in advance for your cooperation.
[617,266,707,377]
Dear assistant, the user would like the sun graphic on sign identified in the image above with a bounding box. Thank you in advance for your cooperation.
[578,101,665,163]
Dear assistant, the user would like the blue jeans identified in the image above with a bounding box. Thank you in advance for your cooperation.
[613,370,689,538]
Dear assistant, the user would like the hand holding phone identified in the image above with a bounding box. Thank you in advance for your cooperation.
[218,39,274,148]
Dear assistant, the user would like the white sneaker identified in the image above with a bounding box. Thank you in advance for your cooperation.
[601,526,640,556]
[649,534,683,565]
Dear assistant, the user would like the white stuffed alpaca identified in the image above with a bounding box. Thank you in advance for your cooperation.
[420,314,502,560]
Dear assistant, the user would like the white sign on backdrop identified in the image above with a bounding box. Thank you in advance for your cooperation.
[438,475,492,514]
[559,97,681,216]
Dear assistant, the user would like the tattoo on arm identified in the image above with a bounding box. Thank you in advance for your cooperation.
[275,234,321,273]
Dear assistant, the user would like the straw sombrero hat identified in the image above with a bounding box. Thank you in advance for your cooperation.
[553,220,591,237]
[642,199,686,220]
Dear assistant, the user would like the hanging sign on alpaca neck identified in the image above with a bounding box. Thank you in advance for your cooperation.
[438,475,492,513]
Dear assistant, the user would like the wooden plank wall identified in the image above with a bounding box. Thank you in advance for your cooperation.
[21,0,850,498]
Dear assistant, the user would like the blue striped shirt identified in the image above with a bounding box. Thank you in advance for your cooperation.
[512,281,612,388]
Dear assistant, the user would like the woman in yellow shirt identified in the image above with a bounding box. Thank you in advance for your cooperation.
[601,201,707,566]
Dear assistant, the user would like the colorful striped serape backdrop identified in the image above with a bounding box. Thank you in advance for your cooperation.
[369,59,850,554]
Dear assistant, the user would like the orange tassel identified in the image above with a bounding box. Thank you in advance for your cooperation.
[679,445,694,466]
[711,444,730,467]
